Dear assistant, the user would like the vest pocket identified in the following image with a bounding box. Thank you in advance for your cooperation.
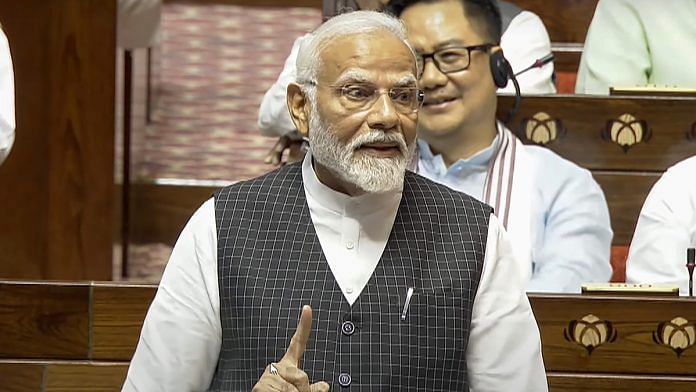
[391,288,469,389]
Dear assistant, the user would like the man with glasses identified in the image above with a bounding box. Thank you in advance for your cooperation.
[391,0,612,293]
[258,0,555,165]
[124,10,546,392]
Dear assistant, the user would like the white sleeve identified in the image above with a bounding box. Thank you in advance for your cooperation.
[123,198,221,392]
[499,11,556,95]
[467,214,548,392]
[626,161,696,295]
[574,0,649,94]
[0,28,15,165]
[257,35,306,138]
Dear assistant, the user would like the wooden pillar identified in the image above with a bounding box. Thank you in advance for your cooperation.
[0,0,116,280]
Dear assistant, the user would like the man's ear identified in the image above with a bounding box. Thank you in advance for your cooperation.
[287,83,310,138]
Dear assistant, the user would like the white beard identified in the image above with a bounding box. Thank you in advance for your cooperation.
[307,103,415,194]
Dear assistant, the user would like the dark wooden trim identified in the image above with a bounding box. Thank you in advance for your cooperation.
[548,372,696,392]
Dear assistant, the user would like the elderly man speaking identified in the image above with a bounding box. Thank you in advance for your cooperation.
[123,11,546,392]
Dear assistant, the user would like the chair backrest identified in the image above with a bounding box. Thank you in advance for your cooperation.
[497,94,696,245]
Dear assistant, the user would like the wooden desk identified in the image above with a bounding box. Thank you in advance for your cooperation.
[533,294,696,391]
[3,281,696,390]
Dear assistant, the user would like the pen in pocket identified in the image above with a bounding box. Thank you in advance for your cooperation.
[401,287,414,320]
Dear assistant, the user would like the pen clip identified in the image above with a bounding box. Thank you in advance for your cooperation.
[401,287,414,320]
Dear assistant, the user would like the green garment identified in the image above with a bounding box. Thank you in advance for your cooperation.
[575,0,696,94]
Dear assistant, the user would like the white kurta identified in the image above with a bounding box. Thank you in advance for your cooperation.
[626,156,696,295]
[123,153,548,392]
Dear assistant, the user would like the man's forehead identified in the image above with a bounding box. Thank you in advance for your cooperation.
[318,32,416,82]
[334,69,417,86]
[402,1,483,52]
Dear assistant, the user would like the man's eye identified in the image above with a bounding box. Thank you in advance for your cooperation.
[438,50,466,64]
[390,89,413,104]
[342,86,373,100]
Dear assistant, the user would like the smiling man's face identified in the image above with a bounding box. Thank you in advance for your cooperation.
[401,0,498,140]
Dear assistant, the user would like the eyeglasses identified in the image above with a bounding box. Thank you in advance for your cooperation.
[304,81,425,114]
[417,43,494,75]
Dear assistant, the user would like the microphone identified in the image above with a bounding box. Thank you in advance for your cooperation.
[687,248,695,296]
[504,53,554,124]
[514,53,555,77]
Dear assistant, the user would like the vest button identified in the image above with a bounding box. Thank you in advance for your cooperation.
[338,372,352,387]
[341,320,356,336]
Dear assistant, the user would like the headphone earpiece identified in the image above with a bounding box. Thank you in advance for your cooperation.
[489,50,513,89]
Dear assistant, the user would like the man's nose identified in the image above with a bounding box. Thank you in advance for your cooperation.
[365,93,399,131]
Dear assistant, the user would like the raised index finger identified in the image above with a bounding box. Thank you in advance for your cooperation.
[282,305,313,366]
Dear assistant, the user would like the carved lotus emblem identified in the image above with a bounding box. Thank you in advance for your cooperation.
[523,112,564,145]
[602,113,651,152]
[563,314,617,355]
[653,317,696,357]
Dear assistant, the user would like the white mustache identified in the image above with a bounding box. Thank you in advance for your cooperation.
[348,131,408,156]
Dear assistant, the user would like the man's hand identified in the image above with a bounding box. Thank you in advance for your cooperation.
[252,306,330,392]
[264,135,306,166]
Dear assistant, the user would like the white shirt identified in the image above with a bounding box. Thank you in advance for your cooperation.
[257,11,556,138]
[123,153,547,392]
[0,27,15,165]
[417,131,613,293]
[626,156,696,295]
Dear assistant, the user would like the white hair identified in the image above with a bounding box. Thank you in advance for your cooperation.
[295,10,420,85]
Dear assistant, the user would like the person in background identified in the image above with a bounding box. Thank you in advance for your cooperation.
[123,11,546,391]
[575,0,696,94]
[390,0,613,292]
[0,25,15,166]
[258,0,555,164]
[626,156,696,295]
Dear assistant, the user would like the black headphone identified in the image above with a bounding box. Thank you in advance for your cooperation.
[490,49,513,88]
[489,49,522,122]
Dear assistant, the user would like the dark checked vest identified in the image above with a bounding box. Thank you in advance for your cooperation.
[208,163,492,391]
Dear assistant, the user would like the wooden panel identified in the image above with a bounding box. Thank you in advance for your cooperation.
[0,282,89,359]
[509,0,599,43]
[0,0,116,280]
[531,295,696,375]
[91,284,157,360]
[552,43,583,73]
[594,172,659,245]
[498,95,696,172]
[0,362,44,392]
[43,362,128,392]
[548,372,696,392]
[130,182,219,244]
